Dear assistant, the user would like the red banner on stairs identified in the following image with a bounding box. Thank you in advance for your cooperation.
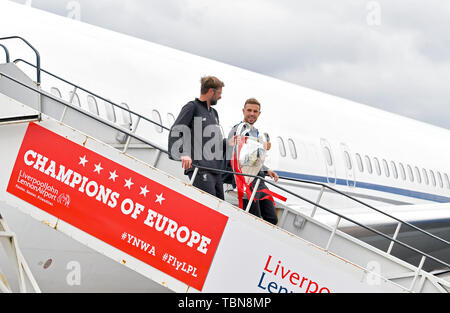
[7,123,228,291]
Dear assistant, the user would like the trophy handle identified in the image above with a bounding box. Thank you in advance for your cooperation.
[236,122,252,137]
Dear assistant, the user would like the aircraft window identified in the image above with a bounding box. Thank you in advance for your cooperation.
[323,146,332,166]
[414,166,421,184]
[373,157,381,176]
[50,87,62,98]
[104,101,116,122]
[343,151,352,169]
[422,168,429,185]
[390,161,398,179]
[429,170,436,187]
[68,91,80,107]
[365,156,372,174]
[382,159,390,177]
[87,95,99,115]
[399,163,406,180]
[119,103,132,130]
[444,173,450,189]
[437,172,444,188]
[277,137,286,157]
[355,153,364,172]
[152,110,163,133]
[288,138,298,159]
[407,165,414,182]
[167,113,175,127]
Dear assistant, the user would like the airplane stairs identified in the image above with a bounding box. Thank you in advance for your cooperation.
[1,59,450,293]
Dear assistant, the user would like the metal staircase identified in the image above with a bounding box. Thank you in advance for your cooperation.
[1,37,450,292]
[0,213,40,293]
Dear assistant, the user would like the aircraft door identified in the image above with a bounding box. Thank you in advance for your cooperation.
[340,143,356,188]
[320,138,336,185]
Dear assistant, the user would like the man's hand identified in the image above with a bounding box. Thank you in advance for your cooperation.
[181,155,192,170]
[265,142,271,151]
[267,170,279,182]
[228,135,238,147]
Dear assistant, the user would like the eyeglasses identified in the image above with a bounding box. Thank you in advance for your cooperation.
[213,88,222,96]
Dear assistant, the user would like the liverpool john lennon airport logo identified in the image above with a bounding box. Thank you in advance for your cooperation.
[57,193,71,207]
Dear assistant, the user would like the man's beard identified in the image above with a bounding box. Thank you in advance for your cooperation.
[210,97,217,106]
[245,118,255,125]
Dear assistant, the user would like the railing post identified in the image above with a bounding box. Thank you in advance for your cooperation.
[311,186,324,218]
[122,116,140,153]
[189,167,199,185]
[245,178,261,213]
[37,82,42,121]
[0,36,41,84]
[325,216,341,251]
[60,86,78,122]
[387,222,402,255]
[0,44,10,63]
[153,150,162,168]
[409,256,426,292]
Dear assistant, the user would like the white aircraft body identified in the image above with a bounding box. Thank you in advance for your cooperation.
[0,0,449,291]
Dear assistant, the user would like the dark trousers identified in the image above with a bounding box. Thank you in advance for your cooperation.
[259,199,278,225]
[242,197,278,225]
[188,171,224,200]
[242,198,261,219]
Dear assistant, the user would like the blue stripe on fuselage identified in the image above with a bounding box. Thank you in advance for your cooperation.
[276,171,450,203]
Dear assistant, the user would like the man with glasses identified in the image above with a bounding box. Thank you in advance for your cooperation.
[168,76,226,199]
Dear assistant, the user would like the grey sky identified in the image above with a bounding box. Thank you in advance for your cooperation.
[10,0,450,130]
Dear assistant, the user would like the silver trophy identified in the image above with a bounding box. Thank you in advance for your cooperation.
[234,123,268,185]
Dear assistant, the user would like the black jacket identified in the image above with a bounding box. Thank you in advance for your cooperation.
[168,98,224,174]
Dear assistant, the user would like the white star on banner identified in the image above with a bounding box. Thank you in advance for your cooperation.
[124,178,134,190]
[140,185,149,197]
[109,170,118,182]
[93,163,103,174]
[79,155,88,167]
[155,193,165,205]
